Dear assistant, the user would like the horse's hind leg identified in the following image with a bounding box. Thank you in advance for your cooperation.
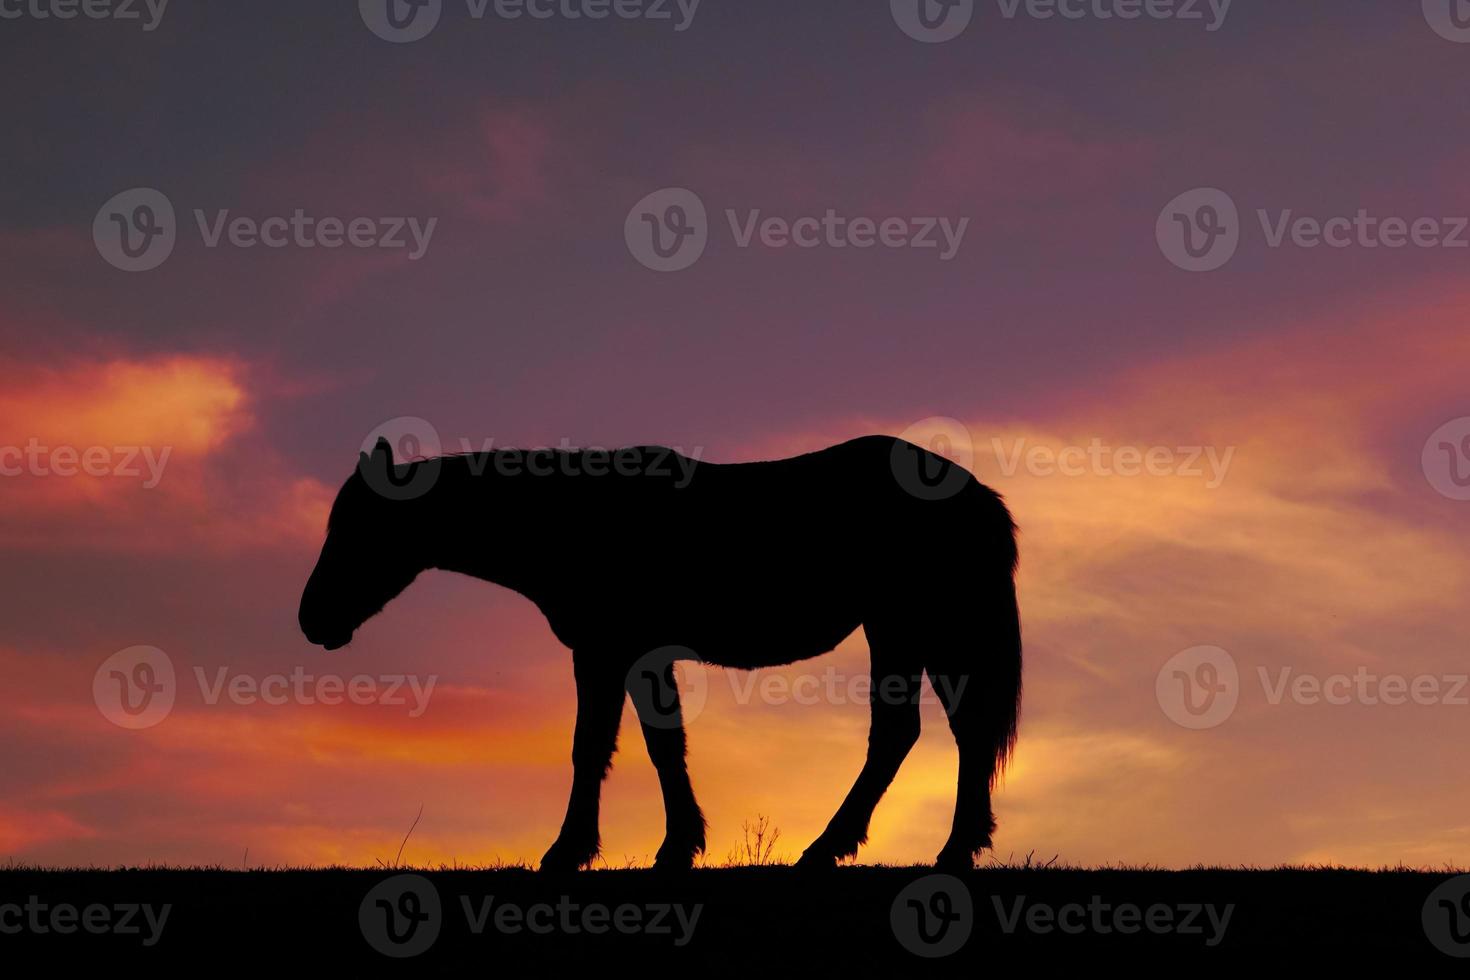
[796,629,921,869]
[929,573,1021,869]
[628,662,707,871]
[929,650,1005,870]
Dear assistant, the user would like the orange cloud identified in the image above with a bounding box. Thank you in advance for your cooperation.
[0,355,249,451]
[0,352,330,551]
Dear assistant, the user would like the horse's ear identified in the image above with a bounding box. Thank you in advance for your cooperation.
[358,437,394,477]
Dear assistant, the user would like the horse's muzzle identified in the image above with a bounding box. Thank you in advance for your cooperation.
[302,625,353,651]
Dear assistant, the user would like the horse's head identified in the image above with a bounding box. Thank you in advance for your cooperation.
[299,438,430,650]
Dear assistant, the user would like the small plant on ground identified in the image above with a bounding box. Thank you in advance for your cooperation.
[725,814,783,867]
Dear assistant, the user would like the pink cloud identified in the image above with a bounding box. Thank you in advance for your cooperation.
[912,91,1156,217]
[417,107,554,223]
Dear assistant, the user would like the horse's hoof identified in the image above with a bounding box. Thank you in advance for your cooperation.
[793,850,838,872]
[539,840,596,873]
[933,848,976,873]
[651,826,704,873]
[651,845,699,873]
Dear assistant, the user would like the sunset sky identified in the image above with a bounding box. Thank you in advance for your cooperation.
[5,1,1470,869]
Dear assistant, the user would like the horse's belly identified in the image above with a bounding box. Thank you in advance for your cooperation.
[674,600,862,669]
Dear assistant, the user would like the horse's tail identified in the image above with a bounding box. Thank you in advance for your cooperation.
[974,485,1022,785]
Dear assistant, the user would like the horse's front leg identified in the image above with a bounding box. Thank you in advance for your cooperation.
[627,659,706,872]
[540,652,626,872]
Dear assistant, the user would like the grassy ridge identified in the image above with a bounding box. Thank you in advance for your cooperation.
[0,866,1463,970]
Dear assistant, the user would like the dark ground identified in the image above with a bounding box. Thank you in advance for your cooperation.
[2,865,1466,971]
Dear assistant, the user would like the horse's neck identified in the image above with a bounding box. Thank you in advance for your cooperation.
[421,457,561,598]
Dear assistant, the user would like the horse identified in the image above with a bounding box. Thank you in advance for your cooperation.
[298,434,1022,871]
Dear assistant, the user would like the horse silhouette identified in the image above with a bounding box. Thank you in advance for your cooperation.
[299,435,1021,871]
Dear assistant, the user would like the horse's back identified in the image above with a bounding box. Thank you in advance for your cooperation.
[682,434,1004,535]
[572,436,1011,663]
